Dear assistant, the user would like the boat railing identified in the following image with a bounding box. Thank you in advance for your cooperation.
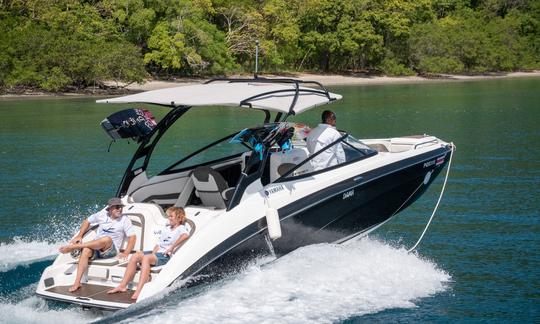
[204,77,336,117]
[414,138,439,149]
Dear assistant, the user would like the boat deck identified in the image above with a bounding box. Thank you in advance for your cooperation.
[46,284,136,305]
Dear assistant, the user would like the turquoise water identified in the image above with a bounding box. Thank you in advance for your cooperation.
[0,78,539,322]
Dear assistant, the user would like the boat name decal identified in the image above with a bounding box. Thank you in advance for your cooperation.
[424,154,447,168]
[342,189,355,200]
[423,160,436,168]
[265,185,284,196]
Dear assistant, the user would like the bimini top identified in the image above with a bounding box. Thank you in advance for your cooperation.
[96,78,342,115]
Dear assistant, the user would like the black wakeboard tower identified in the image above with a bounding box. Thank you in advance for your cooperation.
[205,77,336,122]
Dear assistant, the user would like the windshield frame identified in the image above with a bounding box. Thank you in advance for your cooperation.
[273,132,378,182]
[159,131,252,175]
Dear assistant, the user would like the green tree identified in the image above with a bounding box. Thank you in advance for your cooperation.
[215,1,266,71]
[0,0,146,91]
[2,0,540,91]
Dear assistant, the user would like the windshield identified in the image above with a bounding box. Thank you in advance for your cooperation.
[145,107,262,177]
[165,133,251,173]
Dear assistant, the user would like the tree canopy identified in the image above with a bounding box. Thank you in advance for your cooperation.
[1,0,538,91]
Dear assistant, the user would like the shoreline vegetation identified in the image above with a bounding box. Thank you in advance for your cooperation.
[1,1,539,96]
[1,71,540,99]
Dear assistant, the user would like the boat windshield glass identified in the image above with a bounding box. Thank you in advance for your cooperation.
[343,134,377,157]
[145,107,261,177]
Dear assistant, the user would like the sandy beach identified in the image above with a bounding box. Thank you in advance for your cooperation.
[124,71,540,91]
[2,71,539,98]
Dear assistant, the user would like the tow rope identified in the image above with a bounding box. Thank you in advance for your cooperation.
[408,143,455,253]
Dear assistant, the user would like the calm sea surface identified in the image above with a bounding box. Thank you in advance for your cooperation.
[0,78,539,323]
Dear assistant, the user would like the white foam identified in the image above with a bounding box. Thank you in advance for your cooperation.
[129,238,450,323]
[0,296,101,324]
[0,237,59,272]
[0,205,89,273]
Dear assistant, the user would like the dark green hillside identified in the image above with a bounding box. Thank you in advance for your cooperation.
[1,0,538,91]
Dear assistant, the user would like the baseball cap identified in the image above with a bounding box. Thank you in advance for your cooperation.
[106,197,125,210]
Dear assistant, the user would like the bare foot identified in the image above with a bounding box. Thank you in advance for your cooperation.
[59,245,74,254]
[68,284,81,292]
[131,292,139,300]
[107,286,127,294]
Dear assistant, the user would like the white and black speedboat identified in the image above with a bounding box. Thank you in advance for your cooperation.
[36,78,453,310]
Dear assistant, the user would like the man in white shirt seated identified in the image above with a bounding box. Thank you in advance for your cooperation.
[306,110,346,171]
[59,197,137,292]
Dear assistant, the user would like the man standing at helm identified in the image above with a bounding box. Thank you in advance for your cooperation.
[306,110,346,171]
[59,197,137,292]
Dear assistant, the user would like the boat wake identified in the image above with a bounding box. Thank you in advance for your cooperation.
[0,205,92,273]
[0,237,59,273]
[112,237,451,323]
[0,237,450,323]
[0,295,104,324]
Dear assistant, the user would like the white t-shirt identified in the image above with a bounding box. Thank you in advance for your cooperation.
[87,209,136,250]
[157,223,191,253]
[306,123,346,171]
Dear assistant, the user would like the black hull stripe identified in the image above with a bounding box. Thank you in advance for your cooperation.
[278,146,450,221]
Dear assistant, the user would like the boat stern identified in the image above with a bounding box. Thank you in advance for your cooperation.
[36,258,134,310]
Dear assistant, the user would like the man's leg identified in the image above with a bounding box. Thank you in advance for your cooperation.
[108,252,144,294]
[59,236,112,254]
[67,237,113,292]
[69,247,93,292]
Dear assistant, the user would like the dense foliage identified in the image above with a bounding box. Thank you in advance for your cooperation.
[1,0,539,90]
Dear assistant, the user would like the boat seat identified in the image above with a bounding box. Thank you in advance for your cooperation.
[122,218,196,275]
[277,163,297,176]
[367,143,389,152]
[390,136,438,152]
[269,147,312,181]
[191,166,231,209]
[177,218,196,249]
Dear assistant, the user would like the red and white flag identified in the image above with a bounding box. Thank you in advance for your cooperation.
[436,155,445,166]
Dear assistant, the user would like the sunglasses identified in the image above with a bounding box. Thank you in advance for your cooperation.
[110,205,123,210]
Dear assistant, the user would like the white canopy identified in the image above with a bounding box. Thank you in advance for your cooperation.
[96,81,342,115]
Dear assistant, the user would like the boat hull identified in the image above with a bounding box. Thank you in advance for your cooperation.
[180,145,452,282]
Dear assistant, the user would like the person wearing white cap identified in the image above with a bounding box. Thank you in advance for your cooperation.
[58,197,137,292]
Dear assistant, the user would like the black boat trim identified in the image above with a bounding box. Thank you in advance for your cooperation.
[161,132,250,175]
[278,146,450,222]
[117,106,191,196]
